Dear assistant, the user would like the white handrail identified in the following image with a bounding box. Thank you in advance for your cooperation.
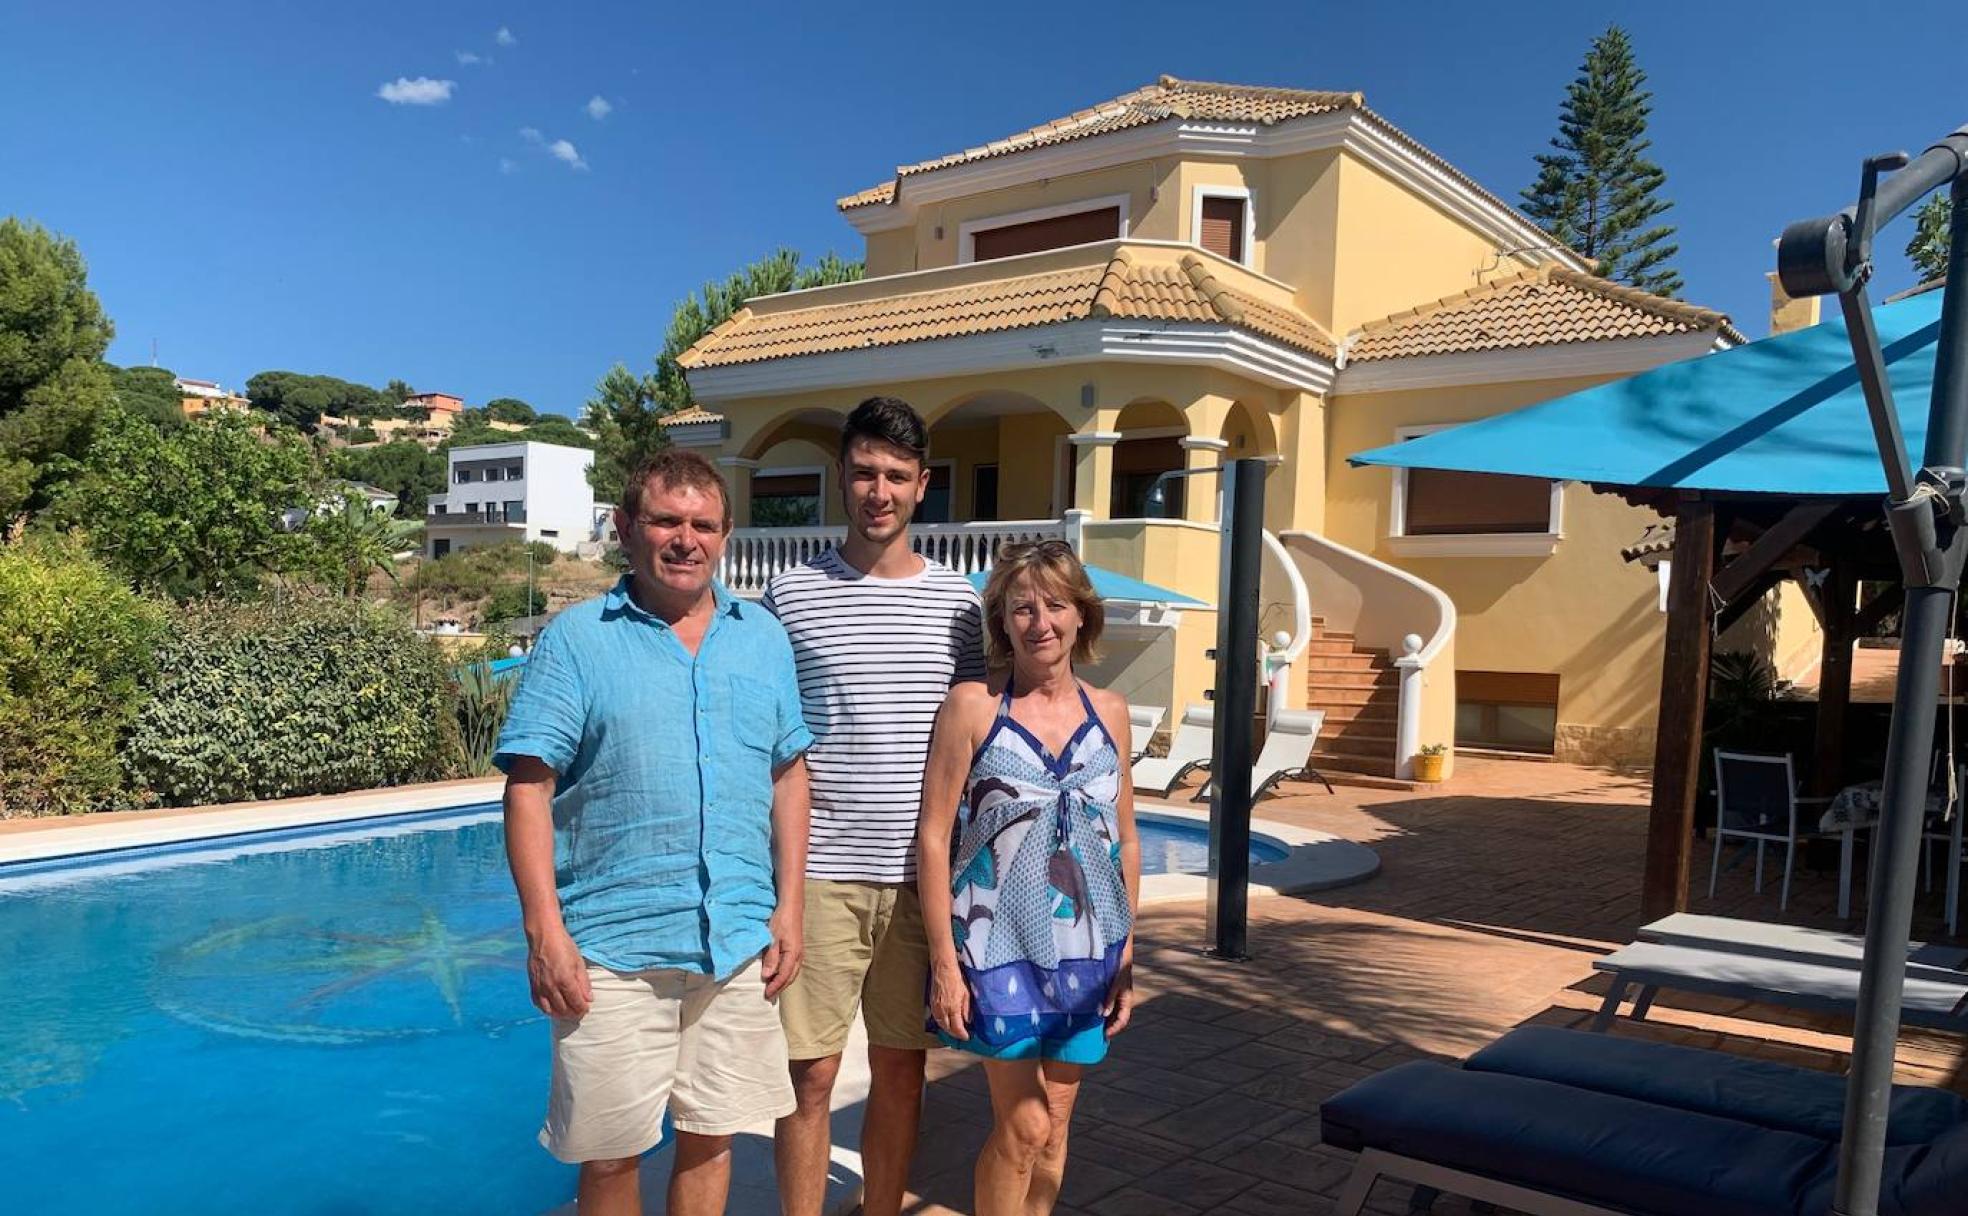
[1261,529,1312,664]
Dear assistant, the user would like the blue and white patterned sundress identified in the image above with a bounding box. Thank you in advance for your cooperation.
[935,677,1132,1064]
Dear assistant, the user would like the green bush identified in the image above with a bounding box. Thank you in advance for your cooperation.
[527,540,557,566]
[483,583,547,623]
[126,596,457,805]
[414,541,538,599]
[0,538,167,815]
[453,662,517,776]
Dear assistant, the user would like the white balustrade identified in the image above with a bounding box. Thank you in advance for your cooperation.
[718,520,1066,597]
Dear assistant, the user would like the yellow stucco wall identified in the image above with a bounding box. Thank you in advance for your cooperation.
[873,161,1182,274]
[1326,155,1518,337]
[1326,375,1670,765]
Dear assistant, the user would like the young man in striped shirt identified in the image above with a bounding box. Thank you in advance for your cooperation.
[766,397,986,1216]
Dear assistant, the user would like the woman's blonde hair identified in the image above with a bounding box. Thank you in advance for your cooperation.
[980,540,1104,669]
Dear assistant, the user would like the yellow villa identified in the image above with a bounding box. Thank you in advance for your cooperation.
[672,76,1814,783]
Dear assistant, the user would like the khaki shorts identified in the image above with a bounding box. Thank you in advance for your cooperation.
[539,957,795,1163]
[779,880,938,1057]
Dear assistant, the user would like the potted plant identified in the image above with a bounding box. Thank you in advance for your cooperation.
[1414,743,1448,783]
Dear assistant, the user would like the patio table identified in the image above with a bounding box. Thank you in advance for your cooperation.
[1820,780,1958,920]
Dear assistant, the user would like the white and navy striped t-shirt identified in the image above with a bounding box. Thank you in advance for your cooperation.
[762,548,987,882]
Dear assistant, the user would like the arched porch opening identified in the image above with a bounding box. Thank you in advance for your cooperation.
[739,406,849,527]
[926,389,1072,523]
[1110,398,1189,518]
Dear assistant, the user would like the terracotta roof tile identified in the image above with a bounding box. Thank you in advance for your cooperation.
[677,248,1336,371]
[839,76,1358,210]
[657,406,725,428]
[1347,267,1742,362]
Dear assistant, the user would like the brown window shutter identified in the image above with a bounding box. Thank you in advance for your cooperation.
[1404,468,1552,535]
[1200,195,1246,262]
[971,207,1121,261]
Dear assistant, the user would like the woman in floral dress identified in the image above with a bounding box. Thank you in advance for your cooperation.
[917,540,1141,1216]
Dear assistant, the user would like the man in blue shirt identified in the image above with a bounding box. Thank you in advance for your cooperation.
[496,449,812,1216]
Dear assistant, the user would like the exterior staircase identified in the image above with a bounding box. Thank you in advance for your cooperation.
[1303,617,1405,786]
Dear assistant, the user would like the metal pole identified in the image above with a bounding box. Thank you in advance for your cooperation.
[1208,458,1266,960]
[1833,175,1968,1216]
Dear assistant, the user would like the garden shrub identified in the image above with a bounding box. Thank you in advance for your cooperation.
[126,595,457,805]
[483,583,547,623]
[415,541,538,600]
[0,538,166,815]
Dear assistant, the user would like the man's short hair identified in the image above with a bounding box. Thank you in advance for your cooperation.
[621,449,731,530]
[839,396,928,466]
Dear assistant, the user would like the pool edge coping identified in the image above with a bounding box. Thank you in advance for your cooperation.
[0,787,1381,906]
[0,778,508,866]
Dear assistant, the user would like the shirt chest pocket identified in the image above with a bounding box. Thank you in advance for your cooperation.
[721,674,779,756]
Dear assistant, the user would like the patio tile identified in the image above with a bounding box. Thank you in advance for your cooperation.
[1138,1090,1297,1149]
[1219,1180,1339,1216]
[1085,1186,1202,1216]
[1132,1157,1256,1210]
[1211,1139,1359,1194]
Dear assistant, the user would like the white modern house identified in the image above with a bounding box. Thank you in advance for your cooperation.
[425,440,598,558]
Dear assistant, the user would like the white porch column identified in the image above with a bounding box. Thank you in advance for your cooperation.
[1178,436,1228,523]
[1068,430,1122,520]
[714,456,759,527]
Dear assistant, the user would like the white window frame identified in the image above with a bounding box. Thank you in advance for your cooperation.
[1387,423,1563,557]
[957,193,1132,264]
[750,463,829,527]
[1190,185,1256,268]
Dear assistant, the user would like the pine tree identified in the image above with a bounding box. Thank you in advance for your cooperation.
[1522,26,1682,297]
[1906,194,1952,284]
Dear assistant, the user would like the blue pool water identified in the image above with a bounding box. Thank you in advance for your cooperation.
[0,808,1280,1214]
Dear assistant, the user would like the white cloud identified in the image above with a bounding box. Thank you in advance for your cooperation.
[549,139,588,171]
[499,157,518,175]
[585,95,612,121]
[377,77,456,105]
[455,50,484,66]
[495,26,517,46]
[519,126,543,144]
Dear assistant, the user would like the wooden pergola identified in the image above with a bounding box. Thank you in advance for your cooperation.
[1637,491,1911,919]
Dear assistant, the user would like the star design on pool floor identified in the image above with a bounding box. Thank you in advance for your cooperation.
[294,910,519,1023]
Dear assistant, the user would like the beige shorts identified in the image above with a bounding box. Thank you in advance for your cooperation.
[539,957,795,1163]
[779,880,938,1058]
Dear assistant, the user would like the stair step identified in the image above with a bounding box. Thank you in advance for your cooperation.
[1314,751,1400,778]
[1303,669,1397,689]
[1304,685,1399,707]
[1304,638,1372,654]
[1303,652,1392,672]
[1313,703,1399,727]
[1316,733,1398,759]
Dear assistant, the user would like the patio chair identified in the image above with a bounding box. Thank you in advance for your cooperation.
[1131,704,1212,797]
[1320,1025,1968,1216]
[1919,754,1965,932]
[1191,708,1334,801]
[1126,704,1165,763]
[1710,750,1816,912]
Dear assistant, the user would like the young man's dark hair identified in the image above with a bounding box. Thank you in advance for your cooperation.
[838,396,928,466]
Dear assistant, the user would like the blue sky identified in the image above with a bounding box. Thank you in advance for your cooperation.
[2,1,1961,418]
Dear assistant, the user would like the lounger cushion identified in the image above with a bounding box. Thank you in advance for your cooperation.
[1467,1026,1968,1147]
[1321,1062,1837,1216]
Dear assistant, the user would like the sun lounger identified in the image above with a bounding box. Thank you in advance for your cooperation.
[1321,1025,1968,1216]
[1126,704,1164,762]
[1131,704,1212,796]
[1190,708,1333,801]
[1591,939,1968,1033]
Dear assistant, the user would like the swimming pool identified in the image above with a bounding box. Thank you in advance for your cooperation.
[0,806,1281,1213]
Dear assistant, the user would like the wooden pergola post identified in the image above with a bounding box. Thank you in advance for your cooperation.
[1642,499,1718,920]
[1812,560,1860,796]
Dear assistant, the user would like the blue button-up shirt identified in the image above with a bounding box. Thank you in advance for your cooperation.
[493,577,812,978]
